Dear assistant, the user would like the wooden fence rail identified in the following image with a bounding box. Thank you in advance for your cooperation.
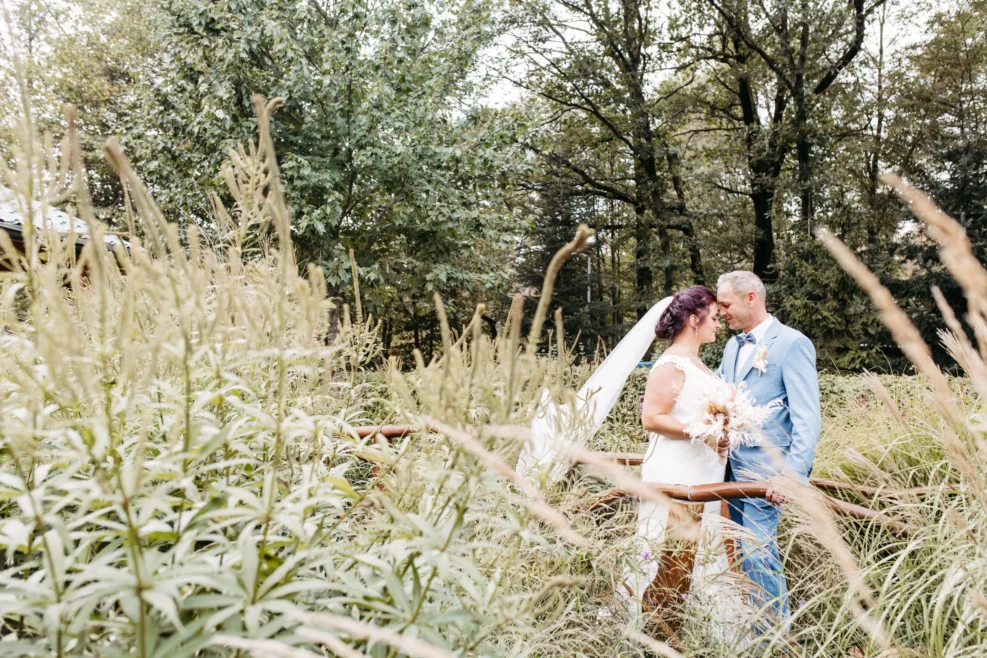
[348,425,925,536]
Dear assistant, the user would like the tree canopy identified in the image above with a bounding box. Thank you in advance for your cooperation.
[3,0,983,369]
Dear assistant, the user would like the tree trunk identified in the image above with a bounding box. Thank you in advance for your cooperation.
[734,37,786,280]
[325,288,341,345]
[867,6,886,206]
[611,241,621,328]
[382,316,393,357]
[632,128,675,298]
[657,218,674,297]
[750,188,777,278]
[795,23,814,233]
[481,315,497,339]
[632,169,674,302]
[412,303,421,352]
[627,56,675,299]
[426,316,435,362]
[666,149,705,285]
[633,202,655,318]
[795,101,813,232]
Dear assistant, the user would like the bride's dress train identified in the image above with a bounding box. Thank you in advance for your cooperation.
[622,354,752,645]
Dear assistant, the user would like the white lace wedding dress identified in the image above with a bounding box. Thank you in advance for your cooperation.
[623,354,752,645]
[513,296,750,643]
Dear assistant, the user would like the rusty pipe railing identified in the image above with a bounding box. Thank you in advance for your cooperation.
[582,483,910,536]
[348,425,922,535]
[351,425,414,440]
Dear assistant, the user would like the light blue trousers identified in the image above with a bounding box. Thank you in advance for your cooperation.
[726,466,790,628]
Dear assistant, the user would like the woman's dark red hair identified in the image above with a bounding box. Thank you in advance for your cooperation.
[655,285,717,340]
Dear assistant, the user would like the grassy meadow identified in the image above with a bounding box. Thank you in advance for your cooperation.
[1,94,986,658]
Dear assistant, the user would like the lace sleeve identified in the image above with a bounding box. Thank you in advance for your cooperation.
[653,354,694,374]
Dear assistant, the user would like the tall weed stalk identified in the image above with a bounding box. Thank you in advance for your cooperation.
[0,79,574,657]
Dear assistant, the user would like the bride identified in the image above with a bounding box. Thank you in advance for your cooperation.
[516,285,752,641]
[623,285,750,641]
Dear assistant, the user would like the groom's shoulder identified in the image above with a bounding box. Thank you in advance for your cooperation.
[775,321,814,348]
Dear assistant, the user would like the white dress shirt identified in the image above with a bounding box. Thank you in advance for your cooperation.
[735,315,775,380]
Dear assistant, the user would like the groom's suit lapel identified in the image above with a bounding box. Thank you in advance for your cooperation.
[736,318,782,383]
[725,338,739,384]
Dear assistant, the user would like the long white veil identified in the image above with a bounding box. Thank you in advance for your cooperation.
[516,296,673,482]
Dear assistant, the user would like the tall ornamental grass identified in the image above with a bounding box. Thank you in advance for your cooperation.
[0,82,592,657]
[3,27,987,658]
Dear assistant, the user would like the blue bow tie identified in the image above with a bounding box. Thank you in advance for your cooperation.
[736,333,756,346]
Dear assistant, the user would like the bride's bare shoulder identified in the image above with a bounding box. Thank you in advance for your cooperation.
[645,362,686,399]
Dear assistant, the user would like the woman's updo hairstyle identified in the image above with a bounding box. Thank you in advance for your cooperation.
[655,285,717,340]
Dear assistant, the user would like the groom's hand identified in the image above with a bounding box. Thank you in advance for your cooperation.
[765,477,788,505]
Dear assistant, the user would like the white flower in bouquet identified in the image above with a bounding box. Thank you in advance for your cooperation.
[681,378,780,457]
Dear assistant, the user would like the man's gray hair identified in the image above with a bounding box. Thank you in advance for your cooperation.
[717,271,767,300]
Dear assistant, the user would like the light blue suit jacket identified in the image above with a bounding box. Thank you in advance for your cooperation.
[717,318,821,483]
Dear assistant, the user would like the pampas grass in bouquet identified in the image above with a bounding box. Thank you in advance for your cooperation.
[680,378,780,462]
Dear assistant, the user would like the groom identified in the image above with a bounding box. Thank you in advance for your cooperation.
[715,271,821,627]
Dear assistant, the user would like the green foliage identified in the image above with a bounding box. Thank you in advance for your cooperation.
[0,93,558,657]
[7,1,987,656]
[779,372,987,657]
[515,181,636,357]
[8,0,987,371]
[888,0,987,367]
[0,0,152,222]
[3,78,987,657]
[773,240,896,371]
[124,0,526,344]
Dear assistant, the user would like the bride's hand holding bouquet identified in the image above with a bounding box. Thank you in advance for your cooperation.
[682,378,779,464]
[713,383,739,458]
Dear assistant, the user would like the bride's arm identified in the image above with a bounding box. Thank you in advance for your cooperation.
[641,363,691,440]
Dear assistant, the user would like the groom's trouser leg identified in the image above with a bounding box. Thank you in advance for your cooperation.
[737,498,789,626]
[725,462,744,526]
[725,462,790,626]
